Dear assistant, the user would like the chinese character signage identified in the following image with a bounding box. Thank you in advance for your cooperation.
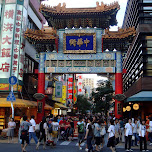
[63,33,96,53]
[0,4,16,78]
[77,74,83,95]
[67,74,73,107]
[62,85,66,104]
[12,5,23,77]
[55,81,62,98]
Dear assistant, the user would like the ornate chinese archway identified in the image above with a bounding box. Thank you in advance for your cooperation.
[25,2,136,122]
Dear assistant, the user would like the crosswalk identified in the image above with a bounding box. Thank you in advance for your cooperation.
[58,141,86,146]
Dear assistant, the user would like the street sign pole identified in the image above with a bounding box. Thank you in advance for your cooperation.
[11,85,14,118]
[8,76,17,118]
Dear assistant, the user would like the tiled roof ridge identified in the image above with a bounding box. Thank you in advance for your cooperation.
[103,27,136,39]
[24,28,57,41]
[39,1,120,13]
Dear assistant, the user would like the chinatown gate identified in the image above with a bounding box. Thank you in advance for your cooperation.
[25,2,136,122]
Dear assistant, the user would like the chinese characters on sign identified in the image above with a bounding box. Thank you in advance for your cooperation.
[69,38,90,47]
[0,4,16,78]
[67,74,73,107]
[55,81,62,98]
[77,74,83,95]
[12,5,23,77]
[63,33,96,53]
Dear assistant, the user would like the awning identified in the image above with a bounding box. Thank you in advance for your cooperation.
[44,104,53,110]
[0,98,36,108]
[55,103,67,109]
[127,91,152,102]
[0,98,53,110]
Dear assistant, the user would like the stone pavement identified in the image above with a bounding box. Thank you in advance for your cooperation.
[1,137,152,152]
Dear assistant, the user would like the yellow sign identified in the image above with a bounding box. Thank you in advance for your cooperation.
[61,85,66,104]
[133,104,139,110]
[0,84,9,91]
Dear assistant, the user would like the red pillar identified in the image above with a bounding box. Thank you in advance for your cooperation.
[37,73,45,123]
[37,53,45,123]
[115,73,123,119]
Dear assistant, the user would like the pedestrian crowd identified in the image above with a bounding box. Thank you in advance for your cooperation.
[5,114,152,152]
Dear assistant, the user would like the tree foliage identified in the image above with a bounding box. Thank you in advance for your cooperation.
[76,95,92,114]
[91,80,113,113]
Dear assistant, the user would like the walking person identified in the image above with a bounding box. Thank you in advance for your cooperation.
[125,118,133,151]
[7,118,16,143]
[119,118,125,142]
[36,117,48,150]
[77,116,85,150]
[115,118,120,145]
[20,116,32,152]
[107,119,116,152]
[85,118,94,152]
[139,119,149,152]
[69,118,74,141]
[132,119,140,146]
[29,115,38,145]
[94,119,101,151]
[100,119,106,149]
[51,117,59,146]
[148,117,152,145]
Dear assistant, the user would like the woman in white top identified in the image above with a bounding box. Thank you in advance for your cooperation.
[7,118,16,143]
[139,120,149,152]
[107,119,116,152]
[125,119,133,151]
[132,119,140,146]
[51,117,59,145]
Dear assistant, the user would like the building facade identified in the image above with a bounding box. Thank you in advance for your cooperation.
[122,0,152,118]
[0,0,47,129]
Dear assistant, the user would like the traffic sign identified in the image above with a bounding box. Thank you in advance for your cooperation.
[8,76,17,85]
[7,91,16,102]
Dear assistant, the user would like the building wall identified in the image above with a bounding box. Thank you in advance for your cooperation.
[123,0,152,95]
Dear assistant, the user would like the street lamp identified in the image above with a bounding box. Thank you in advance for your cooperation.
[102,94,108,122]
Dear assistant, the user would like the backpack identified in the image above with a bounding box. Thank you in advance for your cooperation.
[48,123,53,133]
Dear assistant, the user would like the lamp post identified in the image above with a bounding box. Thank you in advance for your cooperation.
[102,94,108,122]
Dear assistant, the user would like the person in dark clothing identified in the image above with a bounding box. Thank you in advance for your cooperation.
[20,116,31,152]
[85,118,94,152]
[69,118,74,141]
[36,117,47,150]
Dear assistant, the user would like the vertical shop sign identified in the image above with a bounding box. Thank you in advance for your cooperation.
[0,4,16,78]
[19,5,28,81]
[12,5,23,77]
[67,74,73,107]
[55,81,62,98]
[77,74,83,95]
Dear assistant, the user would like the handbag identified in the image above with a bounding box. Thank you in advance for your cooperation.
[132,135,135,140]
[100,127,106,136]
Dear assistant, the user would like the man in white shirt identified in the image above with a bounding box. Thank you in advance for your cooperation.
[125,119,133,151]
[29,115,38,144]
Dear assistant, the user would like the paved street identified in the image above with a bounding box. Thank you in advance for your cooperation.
[1,140,152,152]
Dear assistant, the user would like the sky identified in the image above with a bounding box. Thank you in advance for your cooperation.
[43,0,128,87]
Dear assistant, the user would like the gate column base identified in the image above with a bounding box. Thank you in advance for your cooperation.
[115,72,123,119]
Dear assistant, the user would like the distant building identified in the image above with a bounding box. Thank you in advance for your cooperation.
[82,78,94,89]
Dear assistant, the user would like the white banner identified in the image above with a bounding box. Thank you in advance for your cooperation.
[0,4,16,78]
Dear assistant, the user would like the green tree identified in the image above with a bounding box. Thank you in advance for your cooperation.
[91,80,113,114]
[76,95,92,114]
